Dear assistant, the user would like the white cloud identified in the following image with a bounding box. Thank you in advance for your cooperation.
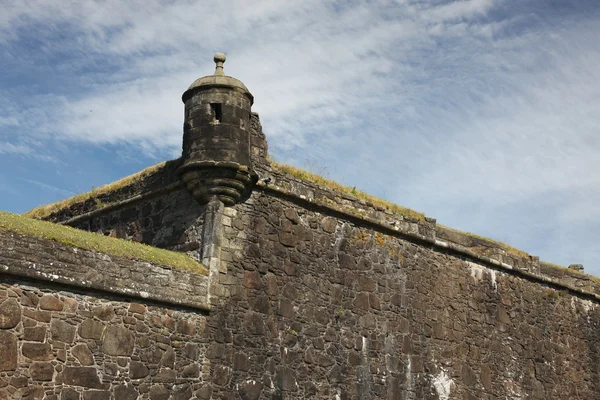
[2,0,600,274]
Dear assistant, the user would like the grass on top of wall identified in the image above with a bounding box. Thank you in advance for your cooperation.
[271,161,427,221]
[24,161,170,219]
[438,224,530,259]
[0,211,207,275]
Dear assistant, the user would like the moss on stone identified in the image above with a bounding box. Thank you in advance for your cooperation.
[24,161,169,219]
[271,162,426,221]
[0,212,207,275]
[438,224,530,259]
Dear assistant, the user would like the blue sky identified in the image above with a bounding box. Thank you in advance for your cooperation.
[1,0,599,275]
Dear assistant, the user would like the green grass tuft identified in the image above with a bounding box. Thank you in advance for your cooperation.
[271,162,426,221]
[0,211,207,275]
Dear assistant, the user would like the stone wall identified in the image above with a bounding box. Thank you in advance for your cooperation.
[12,124,600,399]
[0,231,211,400]
[205,189,600,399]
[75,188,205,261]
[0,280,209,400]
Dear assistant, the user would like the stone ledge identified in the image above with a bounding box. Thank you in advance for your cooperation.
[0,231,210,311]
[256,180,600,303]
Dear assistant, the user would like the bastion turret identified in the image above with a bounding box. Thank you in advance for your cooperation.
[178,53,258,206]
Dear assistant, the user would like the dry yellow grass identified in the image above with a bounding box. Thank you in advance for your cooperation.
[24,161,169,219]
[0,211,207,274]
[438,224,530,259]
[271,162,426,221]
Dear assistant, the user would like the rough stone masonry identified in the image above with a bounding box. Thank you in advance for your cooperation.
[1,54,599,399]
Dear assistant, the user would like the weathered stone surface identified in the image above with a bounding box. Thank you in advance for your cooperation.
[102,325,134,356]
[22,342,52,361]
[321,217,337,233]
[239,380,263,400]
[23,309,51,323]
[62,367,104,389]
[0,331,17,371]
[51,319,76,343]
[128,303,147,314]
[10,376,27,388]
[92,305,114,321]
[129,361,149,379]
[60,388,80,400]
[182,363,199,378]
[30,362,54,380]
[114,384,138,400]
[78,319,105,340]
[71,344,94,366]
[82,391,109,400]
[0,298,21,328]
[196,385,213,400]
[39,295,63,311]
[176,319,196,336]
[23,327,46,342]
[149,385,170,400]
[173,384,193,400]
[275,366,298,391]
[160,347,175,368]
[22,386,45,400]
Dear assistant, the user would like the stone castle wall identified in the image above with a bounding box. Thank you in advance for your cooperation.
[205,187,600,399]
[4,125,600,398]
[0,230,211,400]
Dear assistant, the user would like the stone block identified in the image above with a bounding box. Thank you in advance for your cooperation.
[239,380,263,400]
[23,309,51,323]
[62,367,105,389]
[102,325,134,356]
[78,319,105,340]
[0,298,21,329]
[114,384,138,400]
[60,388,80,400]
[149,385,170,400]
[22,386,45,400]
[10,376,27,388]
[92,305,114,321]
[182,363,199,378]
[176,320,196,336]
[30,362,54,381]
[23,327,46,342]
[160,347,175,369]
[275,366,297,391]
[82,391,110,400]
[128,303,147,314]
[129,361,149,379]
[51,319,76,343]
[0,331,17,371]
[39,295,64,311]
[71,344,94,366]
[22,342,53,361]
[196,385,213,400]
[173,384,193,400]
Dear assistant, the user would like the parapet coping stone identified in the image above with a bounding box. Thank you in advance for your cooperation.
[256,171,600,303]
[0,230,211,311]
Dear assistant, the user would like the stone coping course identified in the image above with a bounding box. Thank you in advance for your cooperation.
[0,212,207,275]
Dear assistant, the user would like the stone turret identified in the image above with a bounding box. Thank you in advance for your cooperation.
[178,53,258,206]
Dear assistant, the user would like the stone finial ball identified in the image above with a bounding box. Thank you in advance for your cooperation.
[214,53,227,64]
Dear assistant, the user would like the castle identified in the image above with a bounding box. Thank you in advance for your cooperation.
[0,54,599,399]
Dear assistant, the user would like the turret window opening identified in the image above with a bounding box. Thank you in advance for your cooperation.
[211,103,222,123]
